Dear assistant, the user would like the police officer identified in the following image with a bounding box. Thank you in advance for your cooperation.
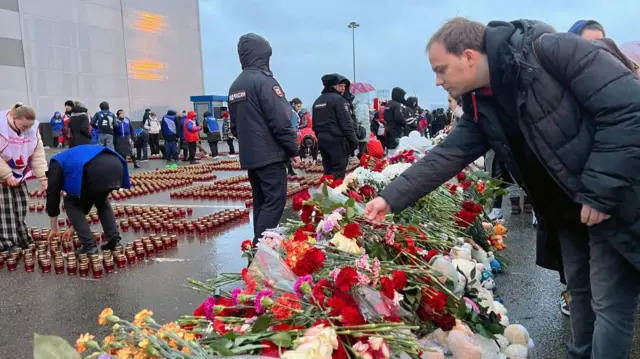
[228,33,300,245]
[312,73,358,180]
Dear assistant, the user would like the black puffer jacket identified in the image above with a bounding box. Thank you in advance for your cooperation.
[381,20,640,270]
[228,33,298,170]
[384,87,407,142]
[69,103,92,147]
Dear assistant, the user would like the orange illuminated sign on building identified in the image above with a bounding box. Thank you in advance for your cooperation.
[134,11,166,33]
[128,59,166,81]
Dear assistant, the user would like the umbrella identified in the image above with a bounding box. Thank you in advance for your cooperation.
[350,82,375,94]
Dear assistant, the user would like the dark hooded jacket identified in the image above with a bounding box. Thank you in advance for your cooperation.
[404,97,420,133]
[228,33,298,170]
[384,87,407,142]
[69,103,93,147]
[381,19,640,271]
[311,74,358,148]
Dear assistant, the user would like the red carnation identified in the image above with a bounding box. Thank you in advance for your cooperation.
[340,306,365,326]
[335,266,358,291]
[343,223,361,239]
[462,201,475,212]
[327,296,346,316]
[473,203,483,213]
[417,302,435,322]
[449,184,458,194]
[349,190,364,203]
[404,237,417,255]
[261,340,280,357]
[329,178,343,189]
[312,279,333,307]
[424,249,439,262]
[392,270,408,291]
[292,189,311,212]
[359,184,377,198]
[380,276,395,299]
[292,248,326,276]
[427,290,448,313]
[436,314,456,331]
[460,180,472,190]
[333,340,348,359]
[301,205,314,224]
[373,160,386,172]
[240,239,254,252]
[320,174,335,183]
[456,172,467,182]
[293,227,309,242]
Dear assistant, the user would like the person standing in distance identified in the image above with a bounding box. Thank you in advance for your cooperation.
[311,74,358,180]
[365,18,640,359]
[228,33,300,245]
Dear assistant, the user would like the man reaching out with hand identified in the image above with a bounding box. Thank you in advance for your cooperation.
[366,18,640,359]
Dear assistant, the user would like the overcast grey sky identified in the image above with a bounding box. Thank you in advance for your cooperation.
[199,0,636,108]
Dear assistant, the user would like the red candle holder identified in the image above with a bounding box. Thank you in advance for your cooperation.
[135,249,145,261]
[126,251,136,264]
[120,221,129,232]
[187,207,193,216]
[92,267,103,279]
[57,218,65,227]
[7,258,16,272]
[154,240,164,252]
[170,235,178,247]
[36,203,44,212]
[67,263,77,275]
[28,203,36,212]
[54,261,65,275]
[24,260,35,272]
[133,223,141,233]
[104,262,115,274]
[41,260,52,273]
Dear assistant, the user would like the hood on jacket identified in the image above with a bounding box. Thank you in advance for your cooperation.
[568,19,603,36]
[238,33,272,70]
[71,103,88,114]
[166,110,176,116]
[406,97,418,108]
[51,111,61,119]
[187,111,197,120]
[391,87,406,104]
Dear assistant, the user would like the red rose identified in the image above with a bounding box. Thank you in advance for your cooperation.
[380,276,395,299]
[335,266,358,291]
[473,203,483,213]
[417,302,435,322]
[340,306,365,326]
[392,270,408,291]
[462,201,475,212]
[461,180,472,190]
[320,174,335,183]
[359,184,377,198]
[328,178,344,189]
[449,184,458,194]
[292,248,326,276]
[240,239,254,252]
[424,249,439,262]
[427,290,448,313]
[436,314,456,331]
[349,190,364,203]
[261,340,280,357]
[343,223,361,239]
[373,160,386,172]
[456,172,467,182]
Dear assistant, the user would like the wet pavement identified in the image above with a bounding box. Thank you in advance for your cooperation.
[0,150,638,358]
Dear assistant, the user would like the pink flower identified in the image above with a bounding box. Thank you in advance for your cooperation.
[203,296,215,321]
[355,254,370,271]
[294,275,314,297]
[255,289,273,314]
[357,271,371,286]
[231,288,243,305]
[329,267,341,281]
[385,227,396,246]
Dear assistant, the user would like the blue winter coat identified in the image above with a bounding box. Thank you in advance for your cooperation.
[50,112,64,132]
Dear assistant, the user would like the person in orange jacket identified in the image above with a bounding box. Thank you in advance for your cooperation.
[183,111,202,164]
[366,132,384,158]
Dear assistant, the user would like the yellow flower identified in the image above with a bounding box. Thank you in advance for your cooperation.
[103,335,115,345]
[116,347,137,359]
[183,332,196,342]
[98,308,114,325]
[133,309,153,327]
[330,232,362,255]
[133,351,146,359]
[138,338,149,349]
[167,339,178,349]
[181,347,192,354]
[75,333,94,354]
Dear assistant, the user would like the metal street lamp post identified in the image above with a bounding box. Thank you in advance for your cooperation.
[347,21,360,82]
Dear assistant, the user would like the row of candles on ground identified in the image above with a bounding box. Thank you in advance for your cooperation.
[132,165,218,181]
[169,174,308,200]
[0,237,179,278]
[119,208,250,234]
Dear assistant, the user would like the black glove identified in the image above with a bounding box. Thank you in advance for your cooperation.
[349,141,358,156]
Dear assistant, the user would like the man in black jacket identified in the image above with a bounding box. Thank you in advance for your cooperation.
[404,96,420,136]
[228,33,300,245]
[383,87,407,149]
[365,18,640,359]
[312,73,358,180]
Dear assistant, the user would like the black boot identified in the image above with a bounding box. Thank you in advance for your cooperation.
[100,238,120,251]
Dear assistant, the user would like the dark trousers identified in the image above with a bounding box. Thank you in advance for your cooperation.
[318,135,348,180]
[136,145,148,160]
[64,193,120,249]
[187,141,197,161]
[559,218,640,359]
[149,134,160,154]
[208,141,219,157]
[248,161,287,245]
[165,140,178,160]
[180,140,188,160]
[226,138,236,154]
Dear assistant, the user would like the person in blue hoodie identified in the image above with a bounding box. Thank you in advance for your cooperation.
[49,111,64,148]
[177,113,189,161]
[161,110,179,163]
[203,111,221,158]
[568,19,606,39]
[114,109,140,169]
[46,145,130,255]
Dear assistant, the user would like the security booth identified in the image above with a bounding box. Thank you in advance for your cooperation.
[190,95,228,122]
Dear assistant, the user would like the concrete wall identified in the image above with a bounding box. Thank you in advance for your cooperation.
[0,0,204,126]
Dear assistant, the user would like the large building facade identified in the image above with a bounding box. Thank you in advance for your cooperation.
[0,0,204,123]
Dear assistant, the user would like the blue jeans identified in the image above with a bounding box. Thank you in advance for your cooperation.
[165,140,178,161]
[559,218,640,359]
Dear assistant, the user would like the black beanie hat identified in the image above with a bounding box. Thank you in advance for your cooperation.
[321,73,348,87]
[64,100,74,107]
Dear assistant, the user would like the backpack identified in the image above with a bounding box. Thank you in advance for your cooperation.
[98,112,113,132]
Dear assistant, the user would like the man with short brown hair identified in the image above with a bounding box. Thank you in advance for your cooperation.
[366,17,640,359]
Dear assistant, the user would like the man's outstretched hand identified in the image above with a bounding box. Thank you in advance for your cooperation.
[581,204,610,226]
[364,197,391,223]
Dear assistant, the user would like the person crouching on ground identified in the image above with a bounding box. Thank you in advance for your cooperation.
[183,111,201,164]
[203,111,221,158]
[46,145,130,255]
[0,103,48,254]
[114,109,139,169]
